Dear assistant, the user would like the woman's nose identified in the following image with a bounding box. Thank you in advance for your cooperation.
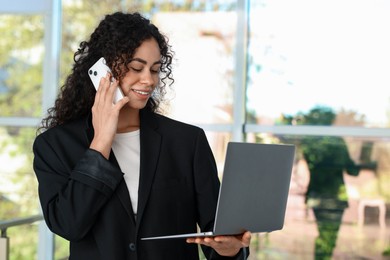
[140,71,154,85]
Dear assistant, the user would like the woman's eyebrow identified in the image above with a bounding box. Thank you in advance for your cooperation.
[131,58,161,65]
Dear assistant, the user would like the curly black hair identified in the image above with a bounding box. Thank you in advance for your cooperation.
[40,12,174,131]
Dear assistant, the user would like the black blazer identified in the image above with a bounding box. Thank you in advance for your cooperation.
[33,109,247,260]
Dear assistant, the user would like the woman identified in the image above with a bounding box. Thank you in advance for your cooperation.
[33,12,251,259]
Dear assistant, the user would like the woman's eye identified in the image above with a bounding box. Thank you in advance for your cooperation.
[151,67,160,74]
[131,67,142,72]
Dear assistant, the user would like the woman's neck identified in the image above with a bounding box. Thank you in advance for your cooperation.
[117,108,140,133]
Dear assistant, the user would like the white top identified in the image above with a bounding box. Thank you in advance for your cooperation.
[111,130,140,215]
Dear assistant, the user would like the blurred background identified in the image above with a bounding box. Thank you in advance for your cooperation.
[1,0,390,259]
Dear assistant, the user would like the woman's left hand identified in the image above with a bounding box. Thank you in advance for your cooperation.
[186,231,251,257]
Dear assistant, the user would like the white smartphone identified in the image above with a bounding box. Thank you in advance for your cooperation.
[88,57,124,103]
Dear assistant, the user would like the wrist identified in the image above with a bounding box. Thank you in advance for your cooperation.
[90,139,111,159]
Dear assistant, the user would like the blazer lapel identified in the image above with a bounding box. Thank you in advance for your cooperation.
[84,114,136,224]
[115,180,136,224]
[109,152,136,224]
[136,110,161,228]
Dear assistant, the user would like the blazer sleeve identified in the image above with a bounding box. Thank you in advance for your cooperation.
[33,133,123,241]
[193,130,249,260]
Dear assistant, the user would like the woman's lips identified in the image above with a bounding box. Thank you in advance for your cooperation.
[132,89,151,99]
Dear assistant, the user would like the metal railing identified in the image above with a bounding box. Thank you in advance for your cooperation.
[0,215,43,260]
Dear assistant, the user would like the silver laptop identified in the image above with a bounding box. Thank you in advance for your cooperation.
[141,142,295,240]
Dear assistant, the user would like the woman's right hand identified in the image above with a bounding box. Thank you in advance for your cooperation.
[89,73,129,159]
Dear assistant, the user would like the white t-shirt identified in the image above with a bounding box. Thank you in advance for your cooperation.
[111,130,140,215]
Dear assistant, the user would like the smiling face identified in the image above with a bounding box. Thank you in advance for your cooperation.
[119,38,161,111]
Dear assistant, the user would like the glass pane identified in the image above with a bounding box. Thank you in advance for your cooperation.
[55,235,70,260]
[0,126,38,215]
[0,126,39,257]
[0,15,44,117]
[247,0,390,128]
[8,224,40,259]
[154,11,237,124]
[205,131,232,178]
[245,132,390,259]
